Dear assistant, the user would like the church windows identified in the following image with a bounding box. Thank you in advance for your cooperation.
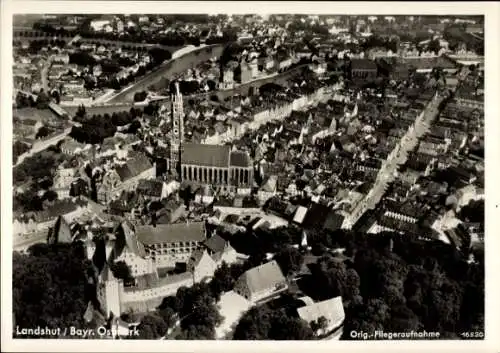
[244,169,249,184]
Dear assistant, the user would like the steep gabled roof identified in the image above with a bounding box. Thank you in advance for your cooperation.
[182,143,231,168]
[137,179,164,198]
[115,155,153,182]
[203,234,229,254]
[135,222,206,245]
[239,260,286,295]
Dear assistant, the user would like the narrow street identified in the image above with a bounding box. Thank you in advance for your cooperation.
[14,127,72,167]
[41,55,54,92]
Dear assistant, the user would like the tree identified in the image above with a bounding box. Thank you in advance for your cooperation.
[36,90,50,109]
[343,298,390,339]
[310,315,329,335]
[13,141,31,164]
[158,295,180,312]
[234,305,313,340]
[13,188,44,212]
[133,91,148,102]
[15,91,33,108]
[210,261,236,297]
[13,150,61,184]
[275,246,304,276]
[51,90,60,104]
[428,39,441,54]
[110,261,133,283]
[36,125,51,139]
[158,306,178,328]
[43,189,58,201]
[148,47,172,65]
[458,199,484,223]
[75,104,86,119]
[136,314,168,339]
[127,120,142,134]
[179,302,223,339]
[206,80,217,91]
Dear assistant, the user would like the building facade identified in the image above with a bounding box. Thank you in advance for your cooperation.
[166,83,254,192]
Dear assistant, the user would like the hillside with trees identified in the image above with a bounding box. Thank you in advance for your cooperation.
[13,243,94,338]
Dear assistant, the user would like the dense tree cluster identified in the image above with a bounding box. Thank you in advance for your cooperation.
[150,282,224,340]
[70,107,142,144]
[13,243,93,338]
[13,148,66,212]
[443,24,484,55]
[16,39,67,54]
[233,302,314,340]
[69,51,97,67]
[360,34,400,53]
[458,199,484,224]
[213,221,483,340]
[12,140,31,164]
[13,149,64,185]
[227,224,302,256]
[14,91,36,109]
[338,232,484,339]
[149,48,173,64]
[70,115,117,145]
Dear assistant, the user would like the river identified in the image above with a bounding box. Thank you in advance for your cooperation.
[108,44,224,103]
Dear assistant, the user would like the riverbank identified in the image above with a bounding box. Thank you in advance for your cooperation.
[108,44,224,103]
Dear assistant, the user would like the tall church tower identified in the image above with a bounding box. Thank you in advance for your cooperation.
[170,81,184,175]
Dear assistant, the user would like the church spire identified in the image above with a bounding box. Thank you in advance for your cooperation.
[170,81,184,178]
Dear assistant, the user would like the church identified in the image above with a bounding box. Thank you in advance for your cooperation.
[165,82,254,192]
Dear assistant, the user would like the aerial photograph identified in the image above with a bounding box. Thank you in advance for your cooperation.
[11,13,484,340]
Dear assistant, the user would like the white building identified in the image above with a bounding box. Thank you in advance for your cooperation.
[297,296,345,336]
[90,19,111,32]
[234,260,288,303]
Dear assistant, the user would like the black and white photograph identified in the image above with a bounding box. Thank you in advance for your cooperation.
[1,1,499,351]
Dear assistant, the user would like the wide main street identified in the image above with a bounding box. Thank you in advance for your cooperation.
[344,93,444,229]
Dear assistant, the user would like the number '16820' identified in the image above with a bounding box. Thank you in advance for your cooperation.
[460,332,484,339]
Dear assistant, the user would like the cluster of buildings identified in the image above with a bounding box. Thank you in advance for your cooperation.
[12,14,484,340]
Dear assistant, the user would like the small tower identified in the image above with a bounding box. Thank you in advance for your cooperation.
[170,81,184,176]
